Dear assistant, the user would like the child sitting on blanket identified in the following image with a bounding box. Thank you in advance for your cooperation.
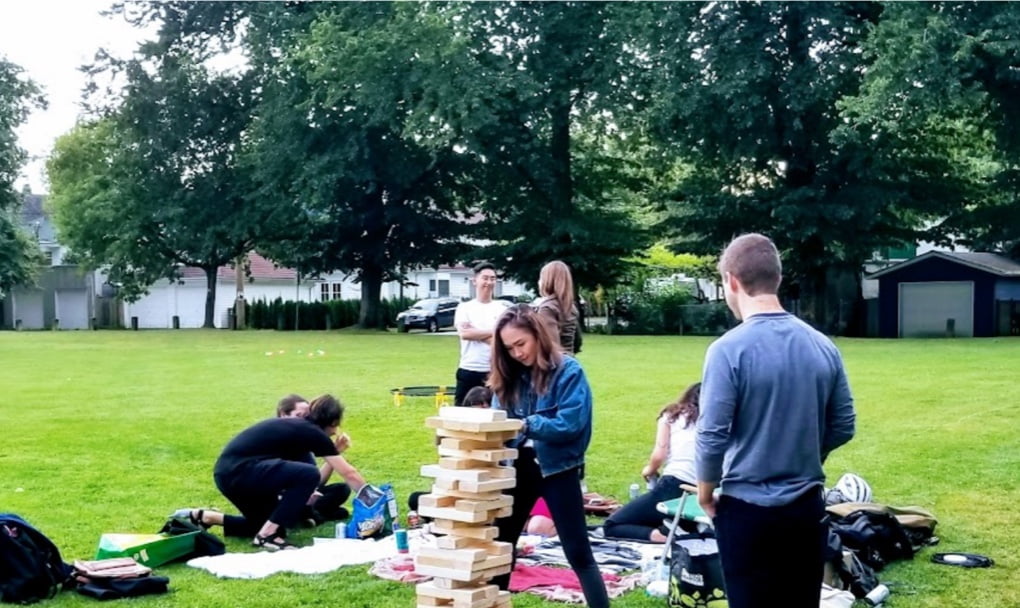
[412,386,559,537]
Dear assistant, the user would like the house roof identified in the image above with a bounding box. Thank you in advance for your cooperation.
[868,250,1020,279]
[178,252,299,281]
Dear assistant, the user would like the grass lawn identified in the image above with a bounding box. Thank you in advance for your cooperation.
[1,329,1018,607]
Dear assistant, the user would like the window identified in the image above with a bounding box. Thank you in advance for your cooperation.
[320,283,342,302]
[332,283,342,300]
[429,279,450,297]
[320,283,330,302]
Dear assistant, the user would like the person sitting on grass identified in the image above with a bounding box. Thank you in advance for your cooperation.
[275,393,353,526]
[176,394,365,551]
[603,382,701,543]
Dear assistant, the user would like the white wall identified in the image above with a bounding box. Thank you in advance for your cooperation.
[7,289,44,328]
[55,289,89,329]
[124,278,317,328]
[317,268,530,303]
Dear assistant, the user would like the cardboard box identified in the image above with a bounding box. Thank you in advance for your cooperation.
[95,532,197,567]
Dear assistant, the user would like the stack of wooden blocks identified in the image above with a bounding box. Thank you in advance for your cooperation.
[414,406,523,608]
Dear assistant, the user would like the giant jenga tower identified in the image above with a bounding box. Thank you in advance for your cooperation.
[414,407,523,608]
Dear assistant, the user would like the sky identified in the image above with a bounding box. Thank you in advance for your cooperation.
[1,0,148,194]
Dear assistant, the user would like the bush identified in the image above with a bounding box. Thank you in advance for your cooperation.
[243,297,412,330]
[607,286,735,335]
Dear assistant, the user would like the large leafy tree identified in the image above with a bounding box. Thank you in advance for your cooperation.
[414,1,651,290]
[643,2,943,333]
[48,45,261,328]
[838,2,1020,257]
[245,3,475,328]
[0,57,45,295]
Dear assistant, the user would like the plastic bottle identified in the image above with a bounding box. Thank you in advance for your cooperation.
[863,584,890,606]
[407,510,421,529]
[629,483,641,500]
[394,525,409,553]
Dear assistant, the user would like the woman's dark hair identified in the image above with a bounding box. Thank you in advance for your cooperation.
[276,393,307,417]
[488,304,562,409]
[463,386,493,407]
[307,394,344,429]
[659,382,701,428]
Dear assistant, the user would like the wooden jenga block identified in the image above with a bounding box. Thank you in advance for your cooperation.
[420,464,493,483]
[416,581,498,604]
[439,456,491,470]
[430,520,499,540]
[436,406,508,422]
[438,446,518,463]
[427,416,523,434]
[439,437,505,451]
[458,477,516,494]
[436,428,521,442]
[454,495,512,513]
[435,536,510,552]
[430,485,505,501]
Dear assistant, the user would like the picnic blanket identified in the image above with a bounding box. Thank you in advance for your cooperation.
[187,535,409,579]
[510,564,642,603]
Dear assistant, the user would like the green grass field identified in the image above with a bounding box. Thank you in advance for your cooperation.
[1,330,1017,607]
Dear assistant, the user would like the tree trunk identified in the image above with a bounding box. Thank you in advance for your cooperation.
[358,264,384,329]
[549,85,574,227]
[203,266,218,329]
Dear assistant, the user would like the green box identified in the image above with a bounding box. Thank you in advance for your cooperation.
[95,532,198,567]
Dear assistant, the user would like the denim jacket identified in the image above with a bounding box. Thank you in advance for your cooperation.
[493,356,593,477]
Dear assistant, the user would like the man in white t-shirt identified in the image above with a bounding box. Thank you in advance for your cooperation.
[453,262,509,405]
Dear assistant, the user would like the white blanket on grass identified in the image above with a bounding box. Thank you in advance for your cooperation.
[187,535,408,579]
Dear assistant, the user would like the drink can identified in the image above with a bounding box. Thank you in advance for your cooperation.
[629,483,640,500]
[407,510,421,529]
[646,473,659,491]
[335,522,348,539]
[395,527,409,553]
[864,584,890,606]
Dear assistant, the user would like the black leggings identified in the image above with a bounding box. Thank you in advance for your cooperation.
[214,459,320,538]
[492,448,609,608]
[454,368,488,406]
[603,475,688,541]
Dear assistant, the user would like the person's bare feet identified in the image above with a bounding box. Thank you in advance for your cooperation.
[649,529,669,543]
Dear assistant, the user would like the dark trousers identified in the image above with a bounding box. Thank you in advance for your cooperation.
[714,489,826,608]
[492,448,609,608]
[454,368,488,406]
[603,475,688,541]
[214,459,321,538]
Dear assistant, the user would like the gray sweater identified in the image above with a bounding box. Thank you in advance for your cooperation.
[695,312,856,507]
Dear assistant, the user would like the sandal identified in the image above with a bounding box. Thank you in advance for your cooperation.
[170,508,211,530]
[252,531,298,552]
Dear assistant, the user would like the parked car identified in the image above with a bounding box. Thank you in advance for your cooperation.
[396,297,461,332]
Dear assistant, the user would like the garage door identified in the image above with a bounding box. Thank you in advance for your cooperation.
[899,281,973,337]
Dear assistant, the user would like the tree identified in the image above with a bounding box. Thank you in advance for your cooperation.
[0,57,45,295]
[48,48,262,328]
[838,3,1020,257]
[643,3,934,333]
[414,1,651,291]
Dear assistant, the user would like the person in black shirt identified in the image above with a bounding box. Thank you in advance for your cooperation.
[178,394,365,551]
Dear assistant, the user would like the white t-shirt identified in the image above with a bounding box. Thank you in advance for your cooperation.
[660,414,697,484]
[454,299,509,372]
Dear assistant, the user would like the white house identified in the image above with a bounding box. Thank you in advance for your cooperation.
[315,265,530,304]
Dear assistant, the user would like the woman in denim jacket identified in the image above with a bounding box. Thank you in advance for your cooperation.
[488,304,608,608]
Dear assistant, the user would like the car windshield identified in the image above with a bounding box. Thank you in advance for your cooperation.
[410,300,438,312]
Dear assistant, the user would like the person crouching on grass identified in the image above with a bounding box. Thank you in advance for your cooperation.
[177,394,366,551]
[488,304,609,608]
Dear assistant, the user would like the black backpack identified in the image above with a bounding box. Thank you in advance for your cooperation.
[0,513,72,604]
[829,509,915,571]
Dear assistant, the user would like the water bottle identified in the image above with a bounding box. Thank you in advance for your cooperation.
[863,584,890,606]
[629,483,641,500]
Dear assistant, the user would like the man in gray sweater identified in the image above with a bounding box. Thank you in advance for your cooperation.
[696,233,856,608]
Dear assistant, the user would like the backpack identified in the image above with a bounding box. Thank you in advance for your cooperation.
[0,513,72,604]
[828,509,914,571]
[827,502,937,552]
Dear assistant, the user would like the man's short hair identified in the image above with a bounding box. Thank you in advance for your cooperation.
[473,262,496,275]
[718,233,782,296]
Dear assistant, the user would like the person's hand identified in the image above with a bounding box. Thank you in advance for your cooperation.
[697,488,718,519]
[640,465,656,481]
[335,432,351,453]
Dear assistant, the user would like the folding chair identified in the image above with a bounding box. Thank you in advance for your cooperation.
[655,483,713,566]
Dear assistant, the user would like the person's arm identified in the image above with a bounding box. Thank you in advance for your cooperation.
[323,454,366,492]
[641,417,670,480]
[821,356,856,462]
[695,342,736,516]
[524,362,591,443]
[455,302,492,342]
